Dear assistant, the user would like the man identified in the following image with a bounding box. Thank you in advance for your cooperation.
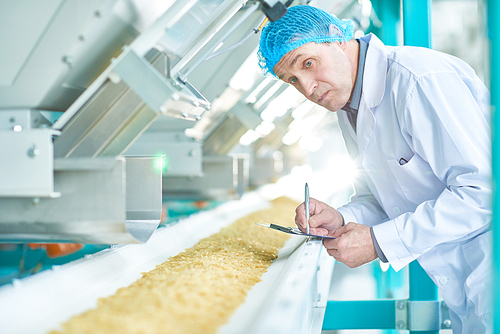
[258,5,492,334]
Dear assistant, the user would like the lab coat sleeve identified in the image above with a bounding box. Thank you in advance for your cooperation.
[373,72,492,271]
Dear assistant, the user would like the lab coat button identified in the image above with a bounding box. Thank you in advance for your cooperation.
[439,277,448,285]
[392,207,400,214]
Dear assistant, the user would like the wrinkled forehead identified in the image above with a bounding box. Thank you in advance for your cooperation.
[273,42,313,79]
[274,42,328,79]
[274,50,298,79]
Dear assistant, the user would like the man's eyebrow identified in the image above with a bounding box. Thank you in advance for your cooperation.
[290,53,305,68]
[278,53,305,80]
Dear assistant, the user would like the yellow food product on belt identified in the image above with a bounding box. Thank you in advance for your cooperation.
[50,196,298,334]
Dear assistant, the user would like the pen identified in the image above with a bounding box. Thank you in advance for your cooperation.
[305,183,310,234]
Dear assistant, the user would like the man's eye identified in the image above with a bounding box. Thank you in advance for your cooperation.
[305,60,312,67]
[290,77,297,84]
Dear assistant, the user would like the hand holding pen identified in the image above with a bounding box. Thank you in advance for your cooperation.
[294,194,344,237]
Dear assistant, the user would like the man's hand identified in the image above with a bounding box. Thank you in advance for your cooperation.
[295,198,344,236]
[323,222,378,268]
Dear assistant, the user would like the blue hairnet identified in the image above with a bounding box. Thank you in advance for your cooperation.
[258,5,354,77]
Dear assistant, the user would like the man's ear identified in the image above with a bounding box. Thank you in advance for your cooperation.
[328,24,348,50]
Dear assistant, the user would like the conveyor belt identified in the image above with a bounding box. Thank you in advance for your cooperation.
[0,192,334,334]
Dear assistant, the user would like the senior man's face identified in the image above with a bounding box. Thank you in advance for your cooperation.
[273,41,353,112]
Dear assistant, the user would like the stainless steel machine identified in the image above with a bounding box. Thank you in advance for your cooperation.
[0,0,363,244]
[0,0,280,244]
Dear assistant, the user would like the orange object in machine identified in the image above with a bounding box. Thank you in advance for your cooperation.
[28,243,84,258]
[193,200,209,209]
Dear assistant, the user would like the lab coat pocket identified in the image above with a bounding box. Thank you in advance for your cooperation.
[461,231,493,317]
[387,154,443,205]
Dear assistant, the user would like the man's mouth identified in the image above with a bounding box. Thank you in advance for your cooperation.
[318,91,328,103]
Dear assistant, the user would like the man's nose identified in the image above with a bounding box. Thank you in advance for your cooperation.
[302,77,317,98]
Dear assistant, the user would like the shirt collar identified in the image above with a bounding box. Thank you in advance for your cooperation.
[346,38,369,111]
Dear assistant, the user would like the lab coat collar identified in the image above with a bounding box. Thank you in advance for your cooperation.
[359,33,387,109]
[337,34,388,159]
[353,33,387,159]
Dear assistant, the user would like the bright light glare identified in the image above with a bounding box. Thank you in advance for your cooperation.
[290,164,313,179]
[282,129,301,146]
[299,134,323,152]
[362,0,372,16]
[326,154,357,187]
[239,121,276,146]
[254,81,283,110]
[379,260,390,272]
[282,109,327,146]
[239,129,260,146]
[261,86,305,122]
[255,121,275,136]
[292,101,315,119]
[260,105,284,123]
[230,50,260,91]
[354,30,365,39]
[154,155,169,173]
[273,151,283,160]
[245,77,273,104]
[213,42,224,53]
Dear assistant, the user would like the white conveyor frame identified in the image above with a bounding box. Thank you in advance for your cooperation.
[0,192,334,334]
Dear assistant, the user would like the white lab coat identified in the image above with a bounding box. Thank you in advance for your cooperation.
[336,34,492,333]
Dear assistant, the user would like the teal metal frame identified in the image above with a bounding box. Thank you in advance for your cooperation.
[488,0,499,332]
[370,0,401,46]
[403,4,439,330]
[324,300,396,330]
[323,1,441,332]
[402,0,432,48]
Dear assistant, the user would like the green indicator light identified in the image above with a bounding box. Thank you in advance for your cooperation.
[154,155,169,173]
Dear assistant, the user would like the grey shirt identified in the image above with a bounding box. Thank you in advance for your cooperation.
[341,38,367,130]
[340,38,388,263]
